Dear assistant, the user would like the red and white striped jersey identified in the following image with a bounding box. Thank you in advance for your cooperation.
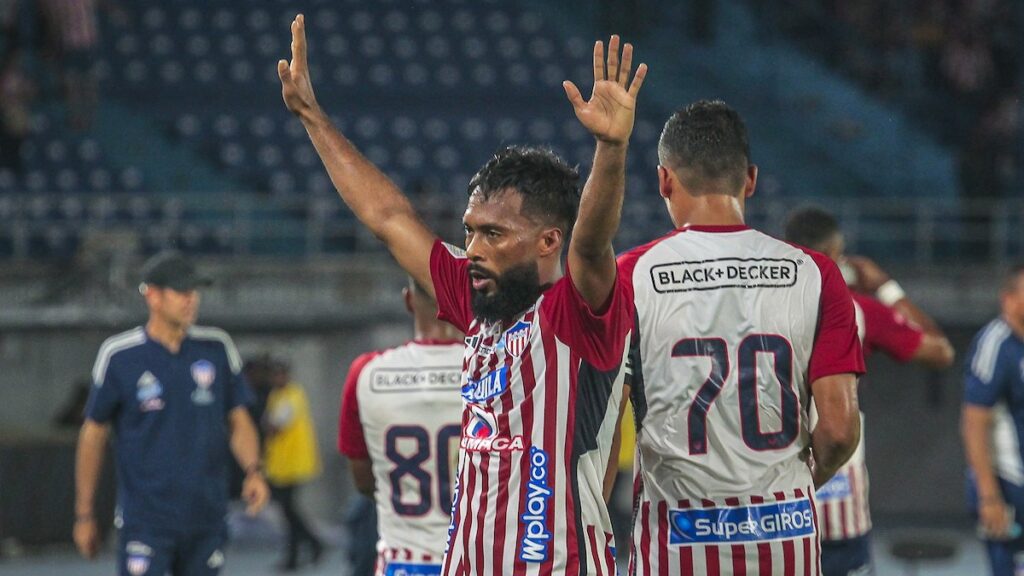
[814,293,924,541]
[429,240,634,576]
[338,339,466,574]
[619,225,865,575]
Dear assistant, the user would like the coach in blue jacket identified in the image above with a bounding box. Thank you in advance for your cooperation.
[74,251,269,576]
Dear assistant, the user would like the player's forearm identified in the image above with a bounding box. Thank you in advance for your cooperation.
[572,141,627,261]
[963,406,1004,501]
[811,420,860,487]
[299,108,421,240]
[75,421,109,518]
[893,298,942,336]
[229,409,263,472]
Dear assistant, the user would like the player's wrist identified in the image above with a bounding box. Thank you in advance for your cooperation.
[244,462,264,478]
[75,513,96,523]
[875,279,906,306]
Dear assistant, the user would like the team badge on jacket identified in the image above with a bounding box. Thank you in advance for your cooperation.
[504,320,531,358]
[126,541,152,576]
[136,371,165,412]
[191,359,216,405]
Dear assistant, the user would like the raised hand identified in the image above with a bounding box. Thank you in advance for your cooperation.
[278,14,319,118]
[563,35,648,146]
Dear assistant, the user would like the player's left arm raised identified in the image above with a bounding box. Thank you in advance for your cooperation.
[563,36,647,309]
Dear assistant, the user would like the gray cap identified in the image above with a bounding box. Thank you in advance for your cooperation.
[140,250,213,292]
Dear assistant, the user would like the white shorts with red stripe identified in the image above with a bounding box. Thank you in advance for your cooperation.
[630,489,822,576]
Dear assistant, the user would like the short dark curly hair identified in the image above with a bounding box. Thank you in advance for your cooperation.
[658,99,750,194]
[784,206,840,252]
[467,146,581,236]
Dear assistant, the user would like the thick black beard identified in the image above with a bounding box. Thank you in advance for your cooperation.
[470,262,543,324]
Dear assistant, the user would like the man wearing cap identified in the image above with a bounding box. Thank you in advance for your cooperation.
[74,250,270,576]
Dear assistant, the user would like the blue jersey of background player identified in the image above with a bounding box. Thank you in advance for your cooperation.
[963,264,1024,576]
[74,251,269,576]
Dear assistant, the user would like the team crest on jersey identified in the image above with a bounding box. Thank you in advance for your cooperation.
[125,541,152,576]
[136,372,164,412]
[190,359,216,405]
[504,320,531,358]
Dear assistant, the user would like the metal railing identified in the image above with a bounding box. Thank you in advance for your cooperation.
[0,192,1021,266]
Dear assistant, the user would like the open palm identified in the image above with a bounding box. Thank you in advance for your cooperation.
[564,35,648,145]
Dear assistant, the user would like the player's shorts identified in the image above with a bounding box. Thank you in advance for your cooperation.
[968,474,1024,576]
[118,525,227,576]
[819,533,873,576]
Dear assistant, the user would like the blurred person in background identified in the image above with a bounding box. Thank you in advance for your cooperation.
[962,265,1024,576]
[786,207,955,576]
[337,278,463,575]
[74,250,269,576]
[0,0,33,176]
[37,0,99,130]
[262,356,324,571]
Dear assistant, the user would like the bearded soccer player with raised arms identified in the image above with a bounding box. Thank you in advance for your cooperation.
[617,101,865,575]
[279,14,647,575]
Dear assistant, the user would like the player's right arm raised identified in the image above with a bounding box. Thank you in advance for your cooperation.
[278,14,436,296]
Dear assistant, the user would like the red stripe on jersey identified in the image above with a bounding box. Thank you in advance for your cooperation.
[705,545,721,576]
[474,455,490,573]
[821,500,833,540]
[802,537,811,576]
[838,490,849,540]
[677,500,693,575]
[724,498,745,576]
[423,553,432,562]
[809,490,822,576]
[491,375,515,576]
[782,539,795,574]
[702,498,720,576]
[603,532,615,576]
[657,501,669,576]
[640,501,652,576]
[849,465,864,536]
[538,323,560,576]
[748,496,772,576]
[732,544,747,576]
[460,457,478,576]
[588,526,603,576]
[563,349,581,576]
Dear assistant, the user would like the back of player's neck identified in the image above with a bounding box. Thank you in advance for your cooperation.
[673,195,745,228]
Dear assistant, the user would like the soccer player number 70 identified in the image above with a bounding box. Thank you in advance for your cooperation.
[675,334,798,455]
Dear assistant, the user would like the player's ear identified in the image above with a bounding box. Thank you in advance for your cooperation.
[536,226,563,257]
[743,165,758,199]
[657,166,673,199]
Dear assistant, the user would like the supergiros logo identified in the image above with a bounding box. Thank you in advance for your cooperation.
[669,500,815,544]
